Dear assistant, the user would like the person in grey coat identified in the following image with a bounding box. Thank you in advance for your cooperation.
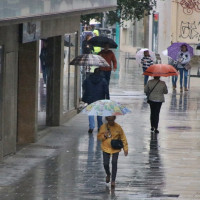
[144,76,168,134]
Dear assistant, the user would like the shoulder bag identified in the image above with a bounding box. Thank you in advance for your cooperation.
[106,124,123,150]
[183,63,192,70]
[146,80,160,104]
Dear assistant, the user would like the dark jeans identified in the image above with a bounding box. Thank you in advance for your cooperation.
[142,67,149,85]
[102,71,111,85]
[149,101,162,130]
[103,152,119,182]
[41,65,47,84]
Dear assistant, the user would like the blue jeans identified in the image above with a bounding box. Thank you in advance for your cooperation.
[179,68,188,88]
[172,76,178,87]
[143,67,149,85]
[88,116,103,129]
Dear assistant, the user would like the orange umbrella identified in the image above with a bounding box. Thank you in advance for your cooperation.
[143,64,179,77]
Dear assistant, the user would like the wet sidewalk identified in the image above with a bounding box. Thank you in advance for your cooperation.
[0,52,200,199]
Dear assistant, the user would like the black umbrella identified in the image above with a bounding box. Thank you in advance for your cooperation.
[88,36,118,49]
[196,43,200,50]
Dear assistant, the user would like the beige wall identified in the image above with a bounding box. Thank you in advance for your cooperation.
[172,1,200,44]
[41,16,80,39]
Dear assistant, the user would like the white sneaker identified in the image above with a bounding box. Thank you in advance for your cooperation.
[43,83,46,88]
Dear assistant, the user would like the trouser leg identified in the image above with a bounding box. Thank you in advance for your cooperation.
[97,116,103,129]
[184,69,188,88]
[88,115,95,129]
[150,102,162,129]
[153,102,162,130]
[103,152,111,176]
[179,68,184,88]
[111,152,119,181]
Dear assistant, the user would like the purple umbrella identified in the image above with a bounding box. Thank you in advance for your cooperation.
[167,42,193,60]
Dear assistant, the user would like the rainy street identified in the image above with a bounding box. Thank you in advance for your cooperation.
[0,51,200,200]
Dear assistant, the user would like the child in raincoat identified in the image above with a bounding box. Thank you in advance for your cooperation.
[97,116,128,187]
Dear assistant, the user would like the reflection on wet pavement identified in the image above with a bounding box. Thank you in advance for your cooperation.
[0,52,200,199]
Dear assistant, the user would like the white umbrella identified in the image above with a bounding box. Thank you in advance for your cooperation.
[162,49,168,57]
[136,48,156,64]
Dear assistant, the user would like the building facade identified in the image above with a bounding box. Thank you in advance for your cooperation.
[0,0,117,160]
[149,0,200,63]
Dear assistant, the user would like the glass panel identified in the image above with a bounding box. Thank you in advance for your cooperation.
[63,33,76,113]
[68,34,76,110]
[0,46,3,140]
[63,35,70,113]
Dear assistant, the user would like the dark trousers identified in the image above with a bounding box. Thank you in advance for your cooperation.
[102,71,111,85]
[41,65,47,84]
[103,152,119,182]
[149,101,162,130]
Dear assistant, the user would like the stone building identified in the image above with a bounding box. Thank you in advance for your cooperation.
[0,0,117,160]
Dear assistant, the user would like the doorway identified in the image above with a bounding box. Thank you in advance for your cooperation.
[38,39,47,131]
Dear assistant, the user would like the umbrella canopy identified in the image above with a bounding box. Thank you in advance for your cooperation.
[88,36,118,48]
[143,64,179,77]
[167,42,194,60]
[81,100,131,116]
[69,54,109,67]
[136,48,156,64]
[162,49,168,56]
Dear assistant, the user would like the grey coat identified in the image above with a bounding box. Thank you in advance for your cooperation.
[144,79,168,102]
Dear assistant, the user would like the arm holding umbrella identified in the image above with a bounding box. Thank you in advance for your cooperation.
[111,52,117,72]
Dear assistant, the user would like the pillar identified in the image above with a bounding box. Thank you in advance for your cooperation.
[17,41,39,144]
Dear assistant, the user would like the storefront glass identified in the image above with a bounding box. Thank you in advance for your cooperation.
[63,33,77,113]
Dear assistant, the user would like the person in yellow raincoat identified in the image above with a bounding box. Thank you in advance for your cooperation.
[97,116,128,187]
[93,29,101,54]
[89,29,102,73]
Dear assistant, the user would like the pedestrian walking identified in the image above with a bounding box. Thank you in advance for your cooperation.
[98,43,117,85]
[176,44,191,92]
[40,40,49,87]
[97,116,128,187]
[144,76,168,134]
[168,57,178,90]
[141,50,154,86]
[93,30,101,54]
[82,68,110,133]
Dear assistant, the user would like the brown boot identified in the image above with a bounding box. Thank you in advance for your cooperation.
[180,87,183,92]
[184,87,188,91]
[111,181,115,187]
[106,175,110,183]
[173,86,176,90]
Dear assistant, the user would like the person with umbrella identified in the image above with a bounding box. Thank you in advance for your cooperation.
[176,44,191,92]
[92,30,101,54]
[98,43,117,85]
[144,76,168,134]
[141,50,154,86]
[143,64,177,134]
[82,68,110,134]
[97,115,128,188]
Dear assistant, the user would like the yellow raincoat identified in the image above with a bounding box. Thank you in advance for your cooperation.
[97,122,128,154]
[93,30,101,54]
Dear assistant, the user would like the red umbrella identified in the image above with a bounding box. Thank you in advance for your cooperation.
[143,64,179,77]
